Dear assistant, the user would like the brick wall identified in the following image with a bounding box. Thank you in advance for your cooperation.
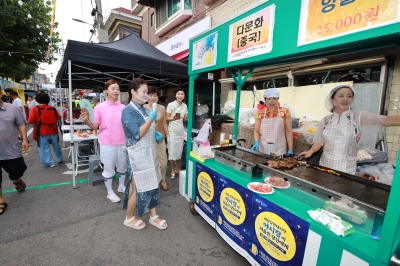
[141,0,207,45]
[206,0,260,26]
[386,59,400,165]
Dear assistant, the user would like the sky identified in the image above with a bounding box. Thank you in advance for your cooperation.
[39,0,132,83]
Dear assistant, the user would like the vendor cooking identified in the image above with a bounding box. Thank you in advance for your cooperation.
[251,88,294,156]
[300,84,400,174]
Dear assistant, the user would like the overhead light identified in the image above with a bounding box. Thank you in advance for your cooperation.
[72,18,93,26]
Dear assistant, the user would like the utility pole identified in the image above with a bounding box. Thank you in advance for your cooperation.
[94,0,104,29]
[94,0,109,42]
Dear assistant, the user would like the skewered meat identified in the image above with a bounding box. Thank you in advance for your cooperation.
[267,160,280,169]
[266,158,298,169]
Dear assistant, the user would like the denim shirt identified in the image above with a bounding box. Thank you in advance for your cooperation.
[121,101,151,210]
[121,101,150,148]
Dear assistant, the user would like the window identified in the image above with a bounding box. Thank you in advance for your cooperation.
[151,13,154,27]
[168,0,180,17]
[184,0,192,9]
[154,0,193,36]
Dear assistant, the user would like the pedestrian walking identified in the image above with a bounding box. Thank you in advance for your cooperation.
[80,79,126,203]
[0,90,29,215]
[9,91,27,122]
[166,88,188,179]
[121,78,167,230]
[28,92,63,167]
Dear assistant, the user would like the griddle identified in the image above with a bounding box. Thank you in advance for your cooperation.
[258,164,389,214]
[212,145,270,176]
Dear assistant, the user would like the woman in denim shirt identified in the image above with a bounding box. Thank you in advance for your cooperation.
[121,78,167,230]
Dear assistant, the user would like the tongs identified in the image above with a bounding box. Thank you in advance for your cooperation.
[294,154,341,176]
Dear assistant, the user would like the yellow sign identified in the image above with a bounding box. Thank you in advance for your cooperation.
[255,212,296,261]
[228,5,275,62]
[298,0,400,45]
[197,171,214,202]
[220,188,246,225]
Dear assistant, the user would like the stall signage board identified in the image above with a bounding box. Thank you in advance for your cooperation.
[247,193,310,266]
[192,32,218,71]
[216,176,253,259]
[298,0,400,46]
[195,164,220,227]
[227,5,275,62]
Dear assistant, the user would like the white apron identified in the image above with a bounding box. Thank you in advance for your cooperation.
[127,102,161,193]
[319,114,358,174]
[259,107,287,155]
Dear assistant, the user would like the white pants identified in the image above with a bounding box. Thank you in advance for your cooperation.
[99,144,127,178]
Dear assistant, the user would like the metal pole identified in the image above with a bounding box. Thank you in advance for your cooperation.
[212,81,215,115]
[68,60,78,189]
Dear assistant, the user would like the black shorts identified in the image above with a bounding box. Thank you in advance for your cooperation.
[0,157,27,187]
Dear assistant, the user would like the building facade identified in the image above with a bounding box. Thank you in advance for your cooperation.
[104,7,142,41]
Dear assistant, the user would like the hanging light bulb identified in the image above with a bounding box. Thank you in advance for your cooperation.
[27,14,32,19]
[39,32,43,36]
[18,0,23,6]
[36,24,40,29]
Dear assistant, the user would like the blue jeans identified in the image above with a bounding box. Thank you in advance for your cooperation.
[38,134,63,166]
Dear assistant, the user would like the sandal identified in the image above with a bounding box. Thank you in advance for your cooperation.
[160,181,168,191]
[170,173,176,180]
[13,179,26,193]
[149,215,167,230]
[124,216,146,229]
[0,202,8,215]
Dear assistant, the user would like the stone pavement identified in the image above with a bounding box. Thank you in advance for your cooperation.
[0,129,248,265]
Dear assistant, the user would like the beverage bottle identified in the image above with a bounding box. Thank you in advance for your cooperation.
[302,116,307,128]
[229,135,233,145]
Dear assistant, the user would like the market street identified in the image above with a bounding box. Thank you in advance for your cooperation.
[0,126,248,265]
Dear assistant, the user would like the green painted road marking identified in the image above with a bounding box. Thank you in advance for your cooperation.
[3,175,119,194]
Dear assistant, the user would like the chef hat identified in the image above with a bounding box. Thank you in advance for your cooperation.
[263,88,280,98]
[325,84,356,112]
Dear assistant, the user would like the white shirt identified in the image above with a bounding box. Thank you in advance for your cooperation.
[12,98,26,120]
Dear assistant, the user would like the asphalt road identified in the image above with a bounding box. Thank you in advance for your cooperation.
[0,127,248,266]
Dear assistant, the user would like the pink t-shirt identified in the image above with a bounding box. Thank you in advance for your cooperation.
[94,98,125,145]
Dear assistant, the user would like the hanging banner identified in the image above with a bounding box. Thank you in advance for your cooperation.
[194,164,220,227]
[298,0,400,46]
[192,32,218,71]
[227,4,275,62]
[247,193,310,266]
[216,176,253,260]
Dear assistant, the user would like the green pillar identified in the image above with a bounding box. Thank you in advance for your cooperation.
[227,67,254,141]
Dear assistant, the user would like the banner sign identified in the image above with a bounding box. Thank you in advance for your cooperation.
[298,0,400,46]
[192,32,218,70]
[195,164,220,227]
[216,177,253,258]
[227,4,275,62]
[248,193,310,266]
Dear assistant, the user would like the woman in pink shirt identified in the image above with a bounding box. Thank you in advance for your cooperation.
[80,79,126,203]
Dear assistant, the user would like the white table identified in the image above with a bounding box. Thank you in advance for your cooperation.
[63,133,99,178]
[65,119,85,124]
[61,124,91,131]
